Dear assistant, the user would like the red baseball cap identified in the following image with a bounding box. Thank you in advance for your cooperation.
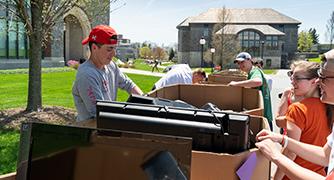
[82,25,118,45]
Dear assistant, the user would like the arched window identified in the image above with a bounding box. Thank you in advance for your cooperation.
[0,0,28,59]
[237,30,260,57]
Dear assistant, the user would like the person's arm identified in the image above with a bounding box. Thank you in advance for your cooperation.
[131,86,143,95]
[228,77,262,88]
[256,129,331,166]
[274,121,302,180]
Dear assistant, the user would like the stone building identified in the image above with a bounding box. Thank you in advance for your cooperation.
[0,3,109,69]
[177,8,301,68]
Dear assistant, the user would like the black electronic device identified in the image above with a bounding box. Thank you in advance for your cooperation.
[127,94,196,109]
[96,101,250,153]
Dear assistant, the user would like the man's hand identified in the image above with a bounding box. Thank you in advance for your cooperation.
[228,81,238,86]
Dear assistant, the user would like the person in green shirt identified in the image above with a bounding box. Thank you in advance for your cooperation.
[228,52,273,130]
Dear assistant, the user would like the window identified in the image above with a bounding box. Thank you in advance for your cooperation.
[0,19,7,57]
[8,21,17,58]
[18,22,26,58]
[203,24,209,37]
[0,1,28,59]
[238,30,261,57]
[265,36,279,50]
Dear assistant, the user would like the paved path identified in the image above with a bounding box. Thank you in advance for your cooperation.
[120,68,165,77]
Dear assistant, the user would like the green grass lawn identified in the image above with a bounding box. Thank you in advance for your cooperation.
[0,129,20,175]
[308,56,321,63]
[0,69,160,110]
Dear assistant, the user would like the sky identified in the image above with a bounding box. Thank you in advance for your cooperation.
[109,0,334,46]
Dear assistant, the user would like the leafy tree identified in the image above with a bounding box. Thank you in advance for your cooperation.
[2,0,116,111]
[298,31,313,52]
[211,6,240,67]
[326,11,334,49]
[308,28,319,44]
[152,47,166,60]
[139,46,152,59]
[168,48,175,61]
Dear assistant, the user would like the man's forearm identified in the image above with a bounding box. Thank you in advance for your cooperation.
[230,79,262,88]
[131,86,143,95]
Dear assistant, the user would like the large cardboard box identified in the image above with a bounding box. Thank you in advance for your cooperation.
[16,123,192,180]
[191,115,271,180]
[148,84,263,117]
[207,74,247,85]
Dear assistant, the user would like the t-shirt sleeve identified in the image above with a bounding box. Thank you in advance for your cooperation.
[249,69,262,79]
[286,103,306,131]
[76,73,104,118]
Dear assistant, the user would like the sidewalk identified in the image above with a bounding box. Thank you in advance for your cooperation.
[120,68,165,77]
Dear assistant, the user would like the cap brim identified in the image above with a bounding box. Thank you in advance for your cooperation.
[82,37,89,45]
[234,58,245,63]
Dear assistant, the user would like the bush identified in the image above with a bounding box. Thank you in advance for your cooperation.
[67,60,79,70]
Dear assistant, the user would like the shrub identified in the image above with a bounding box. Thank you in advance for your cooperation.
[67,60,79,70]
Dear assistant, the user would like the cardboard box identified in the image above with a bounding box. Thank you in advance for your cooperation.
[207,74,247,85]
[191,115,271,180]
[16,123,192,180]
[148,84,263,117]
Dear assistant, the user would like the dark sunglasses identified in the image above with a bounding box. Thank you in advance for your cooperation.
[287,70,293,77]
[317,69,334,81]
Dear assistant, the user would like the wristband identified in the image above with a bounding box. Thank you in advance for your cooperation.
[283,135,288,149]
[280,135,285,145]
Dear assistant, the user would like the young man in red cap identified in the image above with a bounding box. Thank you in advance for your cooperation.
[72,25,143,123]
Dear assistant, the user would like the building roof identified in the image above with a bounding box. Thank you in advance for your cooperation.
[177,8,301,27]
[216,24,285,35]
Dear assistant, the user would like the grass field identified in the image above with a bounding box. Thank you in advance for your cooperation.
[0,130,20,175]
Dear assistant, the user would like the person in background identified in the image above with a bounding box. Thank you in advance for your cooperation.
[152,64,206,90]
[276,60,304,129]
[228,52,273,130]
[274,61,330,180]
[72,25,143,124]
[253,58,273,91]
[255,49,334,179]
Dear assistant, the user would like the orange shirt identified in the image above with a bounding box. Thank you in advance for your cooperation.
[283,97,330,180]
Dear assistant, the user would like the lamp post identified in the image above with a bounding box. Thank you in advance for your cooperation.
[210,48,215,73]
[199,37,206,68]
[261,40,265,59]
[63,23,66,66]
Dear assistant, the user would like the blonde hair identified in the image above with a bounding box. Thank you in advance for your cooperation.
[294,61,320,79]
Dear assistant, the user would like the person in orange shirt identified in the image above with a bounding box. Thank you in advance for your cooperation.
[274,61,331,179]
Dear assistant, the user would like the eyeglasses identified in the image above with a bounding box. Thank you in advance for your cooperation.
[317,69,334,81]
[290,76,313,82]
[287,71,312,81]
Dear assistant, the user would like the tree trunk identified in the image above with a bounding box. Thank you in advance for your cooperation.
[26,1,43,112]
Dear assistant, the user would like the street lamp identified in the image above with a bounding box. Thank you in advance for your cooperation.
[210,48,215,73]
[261,40,265,59]
[199,37,206,68]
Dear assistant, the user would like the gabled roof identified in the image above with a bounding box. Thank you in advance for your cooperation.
[216,24,285,35]
[177,8,301,27]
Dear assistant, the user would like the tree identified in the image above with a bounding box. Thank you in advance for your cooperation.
[298,31,313,52]
[3,0,115,111]
[152,47,167,61]
[326,11,334,49]
[211,7,240,67]
[139,46,152,59]
[168,48,175,61]
[308,28,319,44]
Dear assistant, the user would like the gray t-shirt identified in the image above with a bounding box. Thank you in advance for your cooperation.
[72,60,136,121]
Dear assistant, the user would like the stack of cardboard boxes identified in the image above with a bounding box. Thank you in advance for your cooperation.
[148,84,270,179]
